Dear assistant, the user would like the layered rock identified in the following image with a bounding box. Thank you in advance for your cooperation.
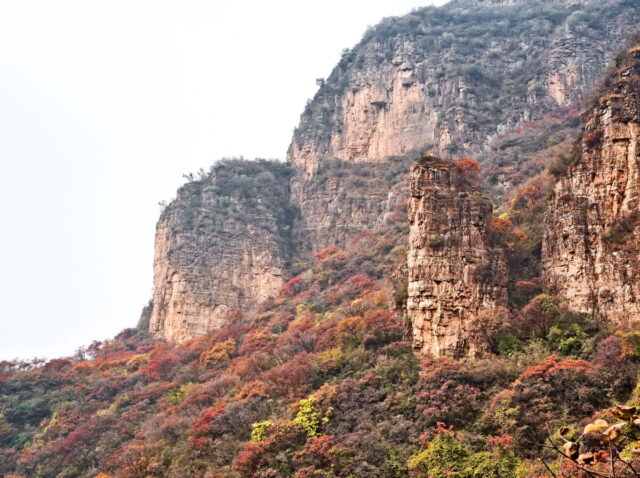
[149,1,640,343]
[543,45,640,322]
[291,157,413,251]
[149,160,296,342]
[288,0,640,252]
[408,156,508,357]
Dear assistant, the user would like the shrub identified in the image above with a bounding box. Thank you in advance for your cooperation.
[621,332,640,359]
[547,323,590,356]
[167,383,192,405]
[496,332,524,356]
[583,130,603,148]
[251,421,272,442]
[292,396,330,437]
[408,430,523,478]
[200,339,236,368]
[408,433,469,478]
[474,261,499,283]
[428,235,446,249]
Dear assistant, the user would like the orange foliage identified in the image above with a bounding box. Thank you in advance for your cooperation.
[314,246,339,263]
[488,216,513,234]
[455,157,481,173]
[518,354,592,381]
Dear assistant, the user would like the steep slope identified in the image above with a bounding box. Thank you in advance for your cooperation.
[290,0,640,252]
[408,156,508,357]
[543,43,640,322]
[149,160,296,342]
[149,0,639,342]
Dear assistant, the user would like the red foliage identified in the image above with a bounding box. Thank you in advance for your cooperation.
[293,435,338,469]
[232,422,306,476]
[43,359,72,373]
[417,359,482,429]
[143,353,180,380]
[515,295,558,337]
[583,130,603,148]
[264,353,315,399]
[279,275,304,297]
[191,403,227,437]
[346,274,374,290]
[53,426,92,457]
[362,310,404,348]
[488,434,514,450]
[239,329,278,355]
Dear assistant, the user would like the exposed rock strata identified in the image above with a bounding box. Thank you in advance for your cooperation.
[288,0,639,252]
[149,160,295,342]
[408,157,508,357]
[543,46,640,322]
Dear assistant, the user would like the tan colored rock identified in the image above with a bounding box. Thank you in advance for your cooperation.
[407,157,508,357]
[288,2,638,253]
[543,47,640,322]
[149,160,294,342]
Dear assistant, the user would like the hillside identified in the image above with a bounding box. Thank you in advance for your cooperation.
[2,1,640,477]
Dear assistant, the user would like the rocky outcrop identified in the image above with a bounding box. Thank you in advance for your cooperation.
[543,45,640,322]
[149,1,640,343]
[288,0,640,252]
[291,157,413,251]
[408,156,508,357]
[149,160,296,342]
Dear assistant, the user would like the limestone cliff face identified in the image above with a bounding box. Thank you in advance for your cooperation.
[288,0,640,252]
[291,157,413,251]
[149,1,640,343]
[408,157,508,357]
[543,45,640,322]
[149,160,295,343]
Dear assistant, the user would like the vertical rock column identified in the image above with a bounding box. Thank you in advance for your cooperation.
[407,157,508,357]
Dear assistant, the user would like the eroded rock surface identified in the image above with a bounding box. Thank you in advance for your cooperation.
[543,46,640,322]
[408,157,508,357]
[149,160,295,342]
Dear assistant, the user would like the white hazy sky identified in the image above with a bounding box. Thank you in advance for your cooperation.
[0,0,446,361]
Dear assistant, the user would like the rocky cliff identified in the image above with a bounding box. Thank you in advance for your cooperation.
[543,44,640,322]
[408,156,508,357]
[289,0,640,252]
[149,160,296,342]
[149,0,640,343]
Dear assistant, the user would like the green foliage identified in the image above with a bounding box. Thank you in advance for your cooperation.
[496,332,524,356]
[474,261,498,283]
[547,323,590,357]
[622,332,640,359]
[464,450,523,478]
[250,420,273,442]
[408,434,523,478]
[167,383,192,405]
[408,434,470,477]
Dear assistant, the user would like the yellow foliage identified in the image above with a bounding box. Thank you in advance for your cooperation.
[125,354,150,371]
[200,339,236,368]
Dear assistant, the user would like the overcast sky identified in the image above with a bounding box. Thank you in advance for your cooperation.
[0,0,446,361]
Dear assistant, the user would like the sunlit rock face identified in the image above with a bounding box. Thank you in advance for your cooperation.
[150,1,640,343]
[288,0,639,252]
[149,160,295,343]
[543,46,640,323]
[407,157,508,358]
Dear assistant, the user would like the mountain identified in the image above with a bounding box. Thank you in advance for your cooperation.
[150,0,640,343]
[2,1,640,477]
